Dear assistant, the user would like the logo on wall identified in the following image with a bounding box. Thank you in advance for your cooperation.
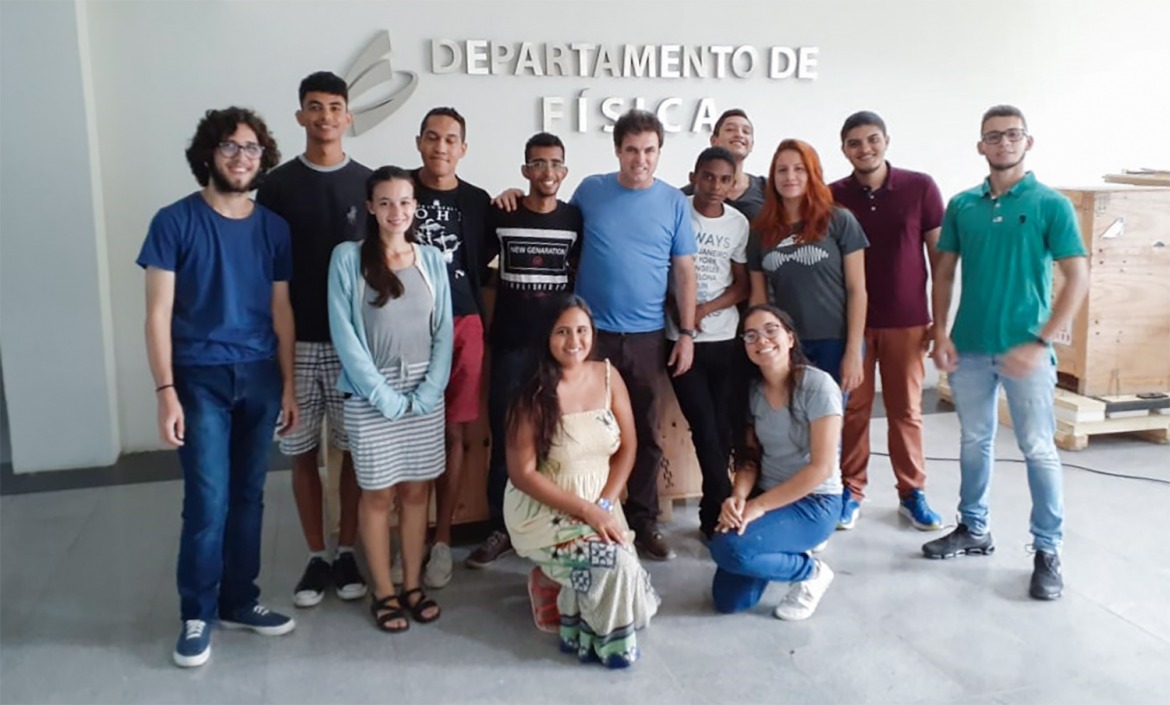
[344,31,418,136]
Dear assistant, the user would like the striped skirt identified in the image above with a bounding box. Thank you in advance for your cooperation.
[343,361,446,491]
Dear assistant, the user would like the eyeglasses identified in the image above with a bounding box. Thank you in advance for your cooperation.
[525,159,566,172]
[742,323,784,345]
[981,128,1028,145]
[217,141,265,159]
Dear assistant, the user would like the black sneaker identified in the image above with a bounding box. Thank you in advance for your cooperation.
[635,527,676,561]
[1029,550,1063,601]
[293,557,332,608]
[466,530,514,569]
[332,552,368,601]
[921,524,995,559]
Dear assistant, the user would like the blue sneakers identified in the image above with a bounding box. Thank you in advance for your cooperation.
[837,489,860,530]
[173,619,211,668]
[220,604,296,636]
[899,489,943,530]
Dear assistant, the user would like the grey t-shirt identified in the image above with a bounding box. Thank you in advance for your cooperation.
[362,266,434,371]
[751,366,843,496]
[747,207,868,340]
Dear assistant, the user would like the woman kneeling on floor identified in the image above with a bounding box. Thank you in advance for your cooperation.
[503,295,660,668]
[710,305,843,620]
[328,166,453,632]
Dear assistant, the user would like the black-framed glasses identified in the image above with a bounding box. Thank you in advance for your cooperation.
[742,323,783,345]
[981,129,1028,145]
[217,141,265,159]
[525,159,566,172]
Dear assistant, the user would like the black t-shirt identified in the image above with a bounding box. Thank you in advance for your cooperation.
[681,173,767,223]
[485,202,583,348]
[414,184,478,317]
[256,156,371,342]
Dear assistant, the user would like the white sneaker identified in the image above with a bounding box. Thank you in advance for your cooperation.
[810,539,828,554]
[773,559,835,621]
[390,550,404,586]
[423,542,453,589]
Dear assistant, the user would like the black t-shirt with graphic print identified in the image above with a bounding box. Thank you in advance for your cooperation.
[255,155,371,342]
[485,201,583,348]
[414,184,477,317]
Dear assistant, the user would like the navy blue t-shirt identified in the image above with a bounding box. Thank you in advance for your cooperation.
[136,192,293,366]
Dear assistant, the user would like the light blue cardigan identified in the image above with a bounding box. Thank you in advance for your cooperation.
[327,241,454,420]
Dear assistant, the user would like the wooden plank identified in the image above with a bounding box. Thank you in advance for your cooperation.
[1103,174,1170,187]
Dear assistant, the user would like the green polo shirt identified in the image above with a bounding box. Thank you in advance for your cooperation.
[938,172,1086,356]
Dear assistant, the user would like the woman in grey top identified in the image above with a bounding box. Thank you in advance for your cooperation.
[709,305,844,621]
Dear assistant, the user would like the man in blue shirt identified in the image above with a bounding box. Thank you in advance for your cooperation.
[572,110,698,560]
[138,107,299,667]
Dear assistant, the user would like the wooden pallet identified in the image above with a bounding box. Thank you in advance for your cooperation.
[936,374,1170,451]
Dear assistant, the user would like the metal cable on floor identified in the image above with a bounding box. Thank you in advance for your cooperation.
[870,451,1170,486]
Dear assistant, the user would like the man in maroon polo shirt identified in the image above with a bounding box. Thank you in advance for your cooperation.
[829,111,944,532]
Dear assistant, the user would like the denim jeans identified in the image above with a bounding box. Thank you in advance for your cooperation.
[708,492,841,613]
[948,353,1063,552]
[667,338,738,537]
[173,358,282,621]
[486,345,539,528]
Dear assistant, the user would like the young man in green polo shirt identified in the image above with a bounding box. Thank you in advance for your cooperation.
[924,105,1088,601]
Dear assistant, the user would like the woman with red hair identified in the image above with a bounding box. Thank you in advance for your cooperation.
[747,140,868,528]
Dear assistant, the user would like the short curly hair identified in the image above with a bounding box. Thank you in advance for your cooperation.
[184,107,281,187]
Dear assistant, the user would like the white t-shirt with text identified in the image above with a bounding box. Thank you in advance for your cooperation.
[667,197,750,342]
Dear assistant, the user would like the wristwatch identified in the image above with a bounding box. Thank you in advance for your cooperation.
[596,497,614,513]
[679,328,698,339]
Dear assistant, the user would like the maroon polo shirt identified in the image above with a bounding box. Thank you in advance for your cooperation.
[830,164,944,329]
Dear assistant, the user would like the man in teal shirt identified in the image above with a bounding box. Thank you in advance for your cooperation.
[925,105,1088,601]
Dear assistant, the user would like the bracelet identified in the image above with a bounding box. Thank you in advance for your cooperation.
[156,383,175,393]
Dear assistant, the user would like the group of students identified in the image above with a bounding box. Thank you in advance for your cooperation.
[138,70,1088,670]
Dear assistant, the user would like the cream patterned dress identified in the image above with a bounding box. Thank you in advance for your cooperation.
[503,360,660,668]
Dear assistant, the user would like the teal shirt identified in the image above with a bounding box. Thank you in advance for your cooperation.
[938,172,1086,356]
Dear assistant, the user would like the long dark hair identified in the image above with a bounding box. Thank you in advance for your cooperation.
[361,166,417,307]
[506,295,596,465]
[730,304,811,465]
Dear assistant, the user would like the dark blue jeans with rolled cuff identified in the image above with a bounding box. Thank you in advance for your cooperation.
[708,492,841,614]
[173,358,282,622]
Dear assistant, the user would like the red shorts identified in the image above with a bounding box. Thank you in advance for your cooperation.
[446,315,485,424]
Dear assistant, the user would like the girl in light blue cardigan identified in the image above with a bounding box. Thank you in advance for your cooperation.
[327,166,453,632]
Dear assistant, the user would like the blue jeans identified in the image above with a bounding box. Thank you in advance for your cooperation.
[173,359,282,621]
[487,345,538,528]
[802,339,846,386]
[708,492,841,613]
[948,354,1063,552]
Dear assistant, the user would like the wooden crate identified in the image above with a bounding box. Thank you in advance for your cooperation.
[1053,186,1170,396]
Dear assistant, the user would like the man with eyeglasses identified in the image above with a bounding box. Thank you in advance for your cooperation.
[411,106,493,588]
[829,111,945,534]
[925,105,1089,601]
[681,109,767,221]
[256,71,371,611]
[138,107,298,667]
[466,132,583,568]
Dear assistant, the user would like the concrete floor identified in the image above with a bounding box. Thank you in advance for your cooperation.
[2,411,1168,705]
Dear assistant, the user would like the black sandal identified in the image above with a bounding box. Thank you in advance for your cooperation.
[370,593,409,633]
[401,587,442,624]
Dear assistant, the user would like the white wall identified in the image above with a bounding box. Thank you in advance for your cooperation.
[2,0,1168,467]
[0,0,120,471]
